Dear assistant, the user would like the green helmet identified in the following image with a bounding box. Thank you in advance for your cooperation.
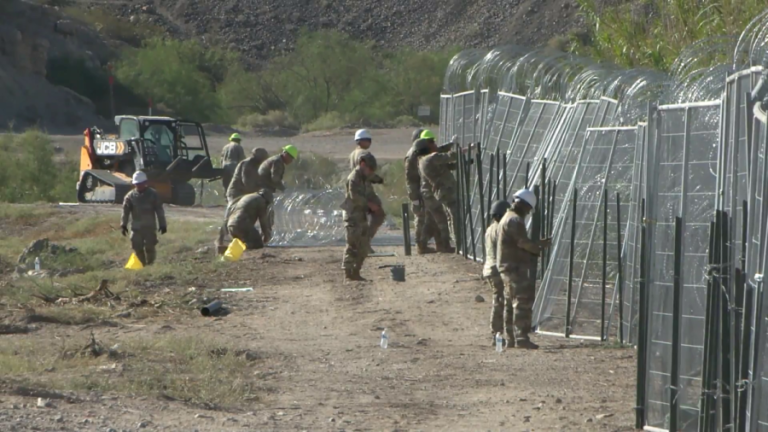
[229,133,242,142]
[420,129,436,140]
[282,144,298,159]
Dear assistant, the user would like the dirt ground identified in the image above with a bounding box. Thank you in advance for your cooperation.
[0,205,636,432]
[49,128,419,163]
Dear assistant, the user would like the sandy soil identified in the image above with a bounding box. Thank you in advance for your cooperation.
[0,241,636,431]
[49,128,420,163]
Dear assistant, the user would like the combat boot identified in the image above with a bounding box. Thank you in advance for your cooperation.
[351,268,368,281]
[515,338,539,350]
[436,244,455,253]
[416,243,435,254]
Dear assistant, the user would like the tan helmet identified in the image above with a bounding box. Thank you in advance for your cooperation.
[359,151,377,171]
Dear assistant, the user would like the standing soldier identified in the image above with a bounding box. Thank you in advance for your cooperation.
[258,145,298,237]
[221,133,247,191]
[341,151,378,282]
[217,147,270,254]
[405,130,441,254]
[485,200,511,347]
[226,189,273,250]
[418,129,464,252]
[349,129,385,254]
[121,171,167,266]
[497,189,552,349]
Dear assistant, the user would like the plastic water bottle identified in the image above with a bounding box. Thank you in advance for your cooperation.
[34,257,41,272]
[495,332,504,353]
[380,329,389,349]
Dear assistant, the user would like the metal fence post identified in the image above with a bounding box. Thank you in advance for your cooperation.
[601,189,608,342]
[566,187,577,338]
[617,192,624,345]
[476,148,486,260]
[635,198,648,430]
[669,216,684,432]
[401,203,411,256]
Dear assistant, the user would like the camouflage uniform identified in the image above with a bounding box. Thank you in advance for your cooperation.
[419,151,459,250]
[218,149,269,249]
[497,209,544,344]
[226,191,272,250]
[121,187,167,266]
[341,155,376,279]
[221,141,246,191]
[257,154,285,237]
[483,220,509,337]
[404,141,441,251]
[349,148,385,243]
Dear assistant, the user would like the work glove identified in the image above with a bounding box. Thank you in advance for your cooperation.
[121,225,128,237]
[159,226,167,235]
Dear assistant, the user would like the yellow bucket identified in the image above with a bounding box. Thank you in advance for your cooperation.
[124,253,144,270]
[222,238,246,262]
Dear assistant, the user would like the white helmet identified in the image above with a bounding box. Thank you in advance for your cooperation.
[354,129,372,141]
[513,188,537,209]
[132,171,148,185]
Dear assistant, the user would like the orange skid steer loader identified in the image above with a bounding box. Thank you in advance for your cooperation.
[77,116,222,205]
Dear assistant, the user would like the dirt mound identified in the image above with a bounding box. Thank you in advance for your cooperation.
[100,0,591,64]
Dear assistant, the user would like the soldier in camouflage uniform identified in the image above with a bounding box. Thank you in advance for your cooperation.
[418,129,464,252]
[405,130,442,254]
[497,189,552,349]
[349,129,385,254]
[226,189,273,250]
[121,171,167,266]
[485,200,512,346]
[221,133,247,191]
[217,147,270,254]
[258,145,298,240]
[341,151,378,282]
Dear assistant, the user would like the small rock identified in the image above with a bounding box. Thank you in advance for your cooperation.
[474,294,485,303]
[585,418,594,423]
[596,413,614,420]
[81,419,91,424]
[328,417,335,422]
[523,415,531,423]
[196,246,211,255]
[137,421,148,428]
[555,398,563,403]
[114,311,132,318]
[54,415,64,423]
[195,414,213,419]
[106,428,118,432]
[37,398,52,408]
[416,338,428,346]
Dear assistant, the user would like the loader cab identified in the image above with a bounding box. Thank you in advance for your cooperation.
[116,116,185,167]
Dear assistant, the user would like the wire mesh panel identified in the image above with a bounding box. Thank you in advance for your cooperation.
[644,101,721,431]
[505,100,561,194]
[621,122,647,345]
[752,272,768,431]
[547,101,600,222]
[593,97,619,128]
[532,127,636,337]
[439,94,452,144]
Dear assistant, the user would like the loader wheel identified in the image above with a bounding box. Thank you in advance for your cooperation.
[172,182,197,206]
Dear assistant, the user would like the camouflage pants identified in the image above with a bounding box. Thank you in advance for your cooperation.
[423,196,451,249]
[440,198,458,246]
[343,219,370,271]
[367,192,386,242]
[499,269,536,342]
[411,200,441,249]
[486,270,512,337]
[130,228,158,266]
[221,163,238,191]
[217,197,239,248]
[228,223,264,250]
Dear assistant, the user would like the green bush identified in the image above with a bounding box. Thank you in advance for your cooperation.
[0,131,77,203]
[115,38,237,122]
[236,110,299,131]
[574,0,765,71]
[300,112,351,133]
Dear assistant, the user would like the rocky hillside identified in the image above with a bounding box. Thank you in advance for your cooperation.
[0,0,115,132]
[91,0,590,64]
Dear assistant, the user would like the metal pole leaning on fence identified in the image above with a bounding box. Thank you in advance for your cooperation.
[456,145,465,256]
[547,181,556,271]
[720,211,733,431]
[700,212,721,431]
[635,198,648,430]
[669,216,684,432]
[488,153,495,223]
[463,151,476,260]
[401,203,411,256]
[525,161,530,188]
[734,199,748,430]
[475,148,486,260]
[617,192,624,345]
[601,189,608,342]
[565,187,577,338]
[502,153,508,199]
[495,146,501,199]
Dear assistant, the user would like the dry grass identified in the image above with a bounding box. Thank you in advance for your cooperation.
[0,334,260,408]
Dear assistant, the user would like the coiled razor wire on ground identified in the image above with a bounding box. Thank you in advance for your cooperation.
[442,11,768,432]
[196,183,401,247]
